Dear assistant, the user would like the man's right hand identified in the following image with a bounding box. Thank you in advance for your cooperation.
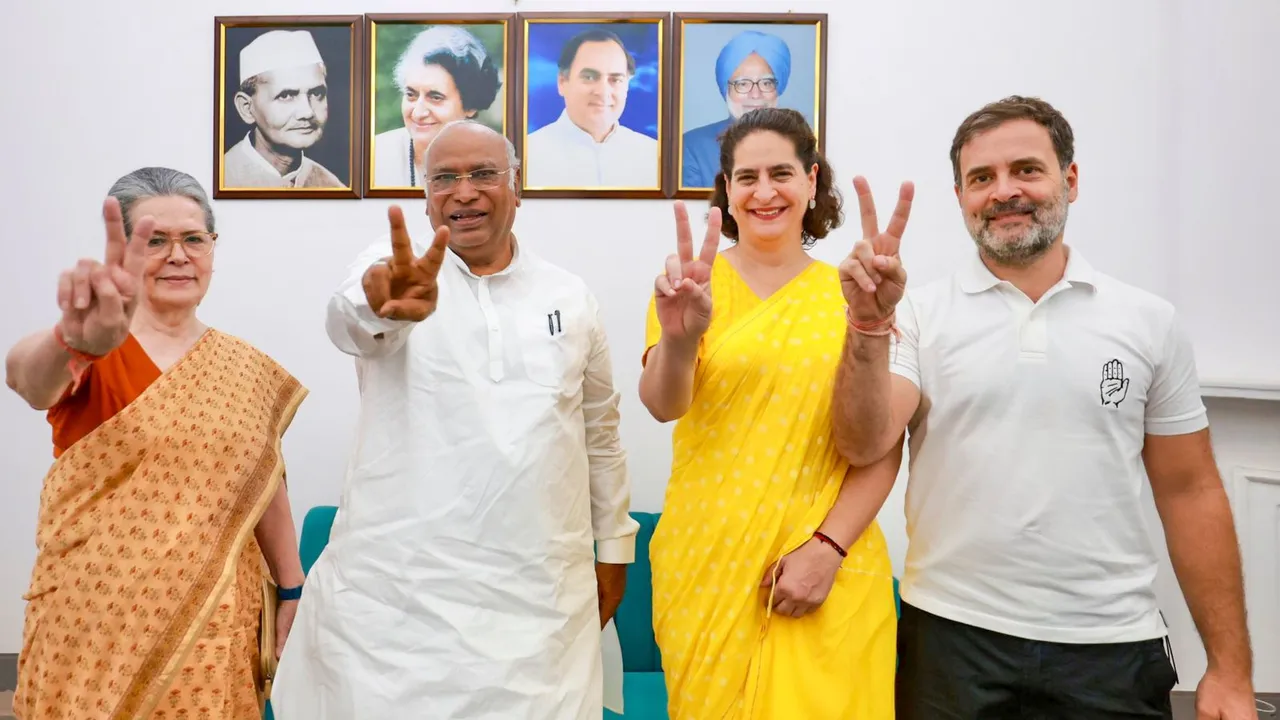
[838,176,914,323]
[57,197,153,357]
[654,201,721,342]
[363,205,450,322]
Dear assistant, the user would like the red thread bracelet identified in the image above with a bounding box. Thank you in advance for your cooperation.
[847,308,900,340]
[813,531,847,558]
[53,324,103,363]
[52,325,101,390]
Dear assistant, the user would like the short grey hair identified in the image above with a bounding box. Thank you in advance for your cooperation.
[422,119,520,195]
[107,167,215,236]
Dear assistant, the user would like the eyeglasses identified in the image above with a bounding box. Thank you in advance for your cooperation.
[427,168,513,194]
[144,232,217,257]
[728,77,778,95]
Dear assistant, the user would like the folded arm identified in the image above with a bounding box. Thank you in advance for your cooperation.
[6,329,75,410]
[325,238,417,358]
[584,300,639,563]
[832,298,921,467]
[818,435,905,552]
[638,332,700,423]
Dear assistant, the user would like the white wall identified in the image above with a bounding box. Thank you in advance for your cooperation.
[0,0,1274,693]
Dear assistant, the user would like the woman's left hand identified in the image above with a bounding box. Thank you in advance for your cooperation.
[761,537,845,618]
[275,599,299,659]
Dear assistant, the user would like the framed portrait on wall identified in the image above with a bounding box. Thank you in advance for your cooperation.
[362,14,516,198]
[213,15,363,199]
[670,13,828,198]
[516,12,670,199]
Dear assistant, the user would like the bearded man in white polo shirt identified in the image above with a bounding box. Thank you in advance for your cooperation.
[830,95,1258,719]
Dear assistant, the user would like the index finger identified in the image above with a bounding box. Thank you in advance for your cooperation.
[102,197,128,268]
[415,224,450,279]
[673,201,693,262]
[852,176,879,241]
[387,205,415,267]
[881,181,915,254]
[698,206,721,266]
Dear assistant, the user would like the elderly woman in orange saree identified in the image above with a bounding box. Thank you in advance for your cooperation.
[4,167,308,720]
[639,109,907,719]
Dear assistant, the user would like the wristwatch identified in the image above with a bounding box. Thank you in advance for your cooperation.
[277,584,303,601]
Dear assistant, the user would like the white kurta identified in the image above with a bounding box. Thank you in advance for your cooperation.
[371,126,420,188]
[223,132,343,188]
[524,110,659,188]
[271,237,639,719]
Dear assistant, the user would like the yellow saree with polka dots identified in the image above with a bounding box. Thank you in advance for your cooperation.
[14,330,306,720]
[645,260,896,719]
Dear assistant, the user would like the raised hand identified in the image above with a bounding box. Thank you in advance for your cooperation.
[654,202,720,342]
[838,177,914,324]
[362,205,451,322]
[56,197,153,357]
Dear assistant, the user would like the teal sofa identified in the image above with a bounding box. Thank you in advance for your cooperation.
[281,507,900,720]
[604,512,667,719]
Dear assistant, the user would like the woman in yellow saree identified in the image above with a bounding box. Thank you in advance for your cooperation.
[639,109,903,719]
[5,168,308,720]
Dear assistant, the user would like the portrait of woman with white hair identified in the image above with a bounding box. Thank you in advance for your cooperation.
[367,19,510,192]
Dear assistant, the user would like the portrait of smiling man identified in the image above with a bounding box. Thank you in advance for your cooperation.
[271,119,639,720]
[224,29,344,189]
[524,27,659,189]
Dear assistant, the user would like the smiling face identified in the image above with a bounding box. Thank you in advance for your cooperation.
[557,40,632,140]
[724,129,816,245]
[400,62,475,146]
[956,118,1078,267]
[725,52,779,119]
[132,196,215,313]
[424,124,519,254]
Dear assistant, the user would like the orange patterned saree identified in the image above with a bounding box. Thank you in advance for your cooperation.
[14,329,307,720]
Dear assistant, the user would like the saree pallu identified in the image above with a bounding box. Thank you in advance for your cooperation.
[14,329,307,720]
[645,260,896,719]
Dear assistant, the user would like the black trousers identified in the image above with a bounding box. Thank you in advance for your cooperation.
[896,602,1179,719]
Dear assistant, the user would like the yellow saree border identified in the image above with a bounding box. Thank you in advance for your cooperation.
[118,332,307,719]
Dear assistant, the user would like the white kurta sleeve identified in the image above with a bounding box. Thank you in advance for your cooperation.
[325,236,418,358]
[581,294,640,564]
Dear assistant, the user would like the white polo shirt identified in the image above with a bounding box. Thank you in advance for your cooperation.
[891,247,1208,644]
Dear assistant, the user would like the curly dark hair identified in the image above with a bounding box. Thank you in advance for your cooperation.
[709,108,843,248]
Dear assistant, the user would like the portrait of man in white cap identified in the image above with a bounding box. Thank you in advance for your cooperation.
[224,29,345,189]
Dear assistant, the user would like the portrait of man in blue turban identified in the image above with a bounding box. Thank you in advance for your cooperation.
[680,29,793,189]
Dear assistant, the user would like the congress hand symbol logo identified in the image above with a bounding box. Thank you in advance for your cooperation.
[1101,359,1130,408]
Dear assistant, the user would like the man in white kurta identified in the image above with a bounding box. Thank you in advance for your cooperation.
[271,120,639,719]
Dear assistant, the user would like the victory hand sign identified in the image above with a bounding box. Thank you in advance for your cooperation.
[655,201,721,342]
[363,205,451,322]
[57,197,154,357]
[838,177,914,323]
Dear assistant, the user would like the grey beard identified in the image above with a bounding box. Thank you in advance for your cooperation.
[967,187,1069,268]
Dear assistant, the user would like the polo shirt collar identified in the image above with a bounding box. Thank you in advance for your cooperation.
[959,244,1099,294]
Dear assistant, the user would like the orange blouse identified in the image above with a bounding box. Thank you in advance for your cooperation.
[46,333,161,457]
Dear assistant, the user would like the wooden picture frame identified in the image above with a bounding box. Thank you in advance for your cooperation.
[213,15,364,199]
[669,13,828,199]
[515,12,672,199]
[361,13,517,198]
